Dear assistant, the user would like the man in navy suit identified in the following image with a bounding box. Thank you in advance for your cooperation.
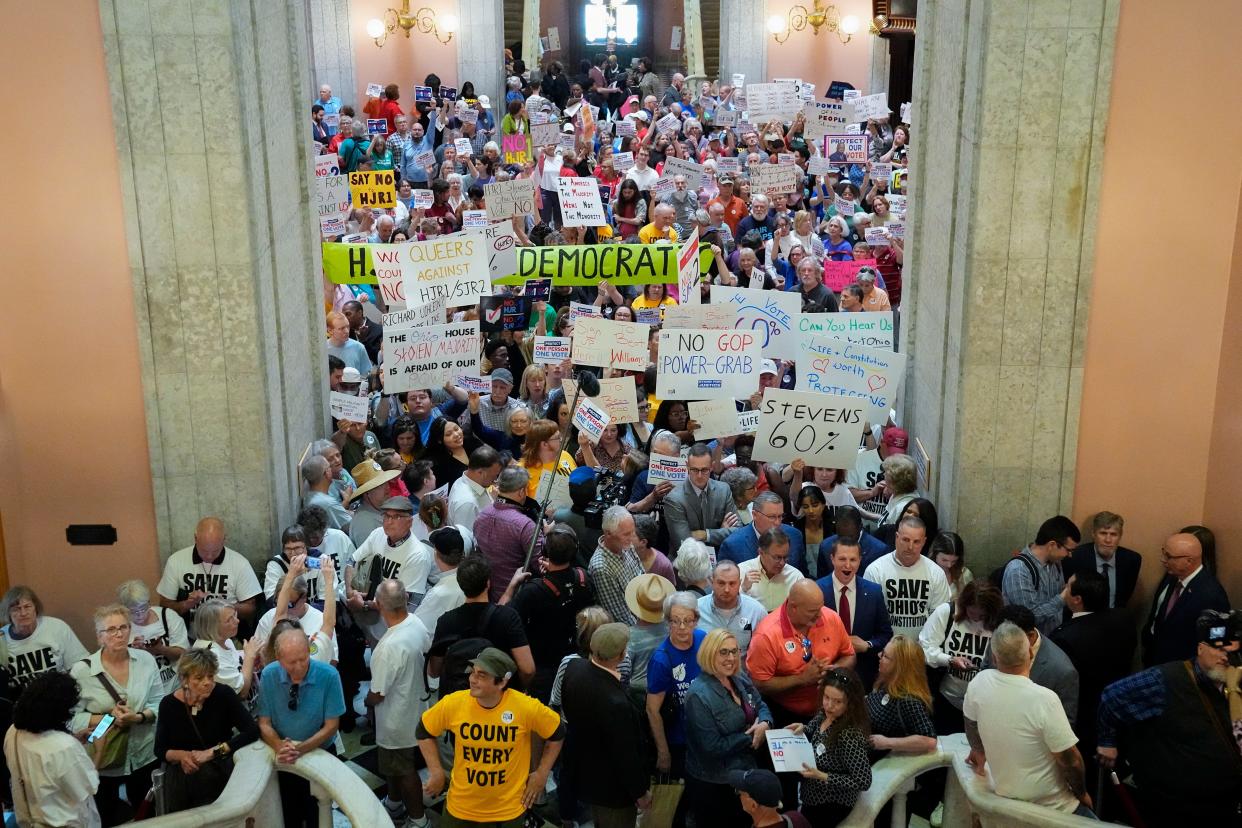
[816,536,892,688]
[718,491,806,574]
[1062,511,1142,610]
[1143,531,1230,667]
[817,505,888,575]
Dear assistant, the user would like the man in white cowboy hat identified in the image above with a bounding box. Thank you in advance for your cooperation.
[346,496,433,642]
[346,458,401,547]
[624,572,676,690]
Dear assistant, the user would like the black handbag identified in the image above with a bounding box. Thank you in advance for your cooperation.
[155,705,232,815]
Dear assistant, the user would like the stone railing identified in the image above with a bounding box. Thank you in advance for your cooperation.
[140,743,394,828]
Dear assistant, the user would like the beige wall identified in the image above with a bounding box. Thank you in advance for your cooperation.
[350,0,460,106]
[0,4,159,640]
[1075,0,1242,602]
[765,0,873,93]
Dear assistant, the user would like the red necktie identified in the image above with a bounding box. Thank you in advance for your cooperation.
[839,586,852,634]
[1164,582,1183,618]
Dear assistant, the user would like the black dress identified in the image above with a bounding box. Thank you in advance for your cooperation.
[153,684,260,810]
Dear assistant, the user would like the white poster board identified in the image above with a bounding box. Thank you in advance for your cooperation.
[556,177,607,227]
[533,336,572,365]
[485,179,537,219]
[571,316,649,370]
[753,389,867,469]
[395,233,491,309]
[797,311,896,350]
[691,399,745,440]
[796,334,907,425]
[710,285,802,360]
[381,321,480,394]
[656,328,762,400]
[648,453,688,483]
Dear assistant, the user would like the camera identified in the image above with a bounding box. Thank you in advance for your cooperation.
[582,468,630,530]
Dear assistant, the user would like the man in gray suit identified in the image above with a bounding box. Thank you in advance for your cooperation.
[662,444,739,551]
[983,604,1080,726]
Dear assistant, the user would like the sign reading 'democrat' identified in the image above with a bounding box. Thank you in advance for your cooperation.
[710,286,802,361]
[382,321,480,394]
[493,244,713,287]
[372,234,490,310]
[485,179,536,220]
[571,316,648,370]
[556,177,607,226]
[796,334,907,425]
[797,311,896,350]
[749,164,801,196]
[753,389,867,470]
[348,170,396,209]
[657,329,761,400]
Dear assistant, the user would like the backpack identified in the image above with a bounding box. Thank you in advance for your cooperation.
[425,604,498,700]
[988,552,1040,592]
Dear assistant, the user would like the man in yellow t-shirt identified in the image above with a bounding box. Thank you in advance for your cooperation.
[638,202,680,245]
[418,648,564,826]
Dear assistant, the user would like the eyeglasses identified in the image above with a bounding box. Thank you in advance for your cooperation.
[718,647,740,657]
[801,637,813,663]
[98,624,131,637]
[1160,550,1195,562]
[288,683,301,712]
[669,618,697,628]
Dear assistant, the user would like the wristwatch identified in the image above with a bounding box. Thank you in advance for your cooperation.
[214,743,230,759]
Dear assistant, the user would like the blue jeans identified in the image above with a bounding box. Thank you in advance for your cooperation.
[1073,803,1099,820]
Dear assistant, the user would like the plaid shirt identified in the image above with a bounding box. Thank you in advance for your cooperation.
[1097,663,1202,748]
[387,132,410,175]
[589,542,644,627]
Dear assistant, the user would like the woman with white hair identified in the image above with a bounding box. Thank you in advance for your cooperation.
[118,580,188,697]
[191,600,261,699]
[824,215,854,261]
[673,539,714,596]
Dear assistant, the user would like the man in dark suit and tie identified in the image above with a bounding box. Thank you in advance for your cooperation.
[1062,511,1142,610]
[1050,571,1135,786]
[661,444,739,551]
[816,536,892,688]
[718,491,806,573]
[1143,531,1231,666]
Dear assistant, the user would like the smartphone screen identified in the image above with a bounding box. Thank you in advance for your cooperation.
[88,714,115,743]
[305,555,322,570]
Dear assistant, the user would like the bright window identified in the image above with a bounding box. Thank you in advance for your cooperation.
[584,3,638,45]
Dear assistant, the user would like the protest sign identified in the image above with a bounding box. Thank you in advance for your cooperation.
[765,730,816,774]
[387,233,490,309]
[713,109,738,127]
[463,209,489,229]
[439,85,457,101]
[329,392,369,423]
[677,231,701,304]
[871,162,893,183]
[754,389,866,469]
[502,133,529,165]
[826,80,855,100]
[657,329,762,400]
[568,301,599,324]
[746,83,800,121]
[777,152,797,165]
[413,189,434,209]
[414,85,433,102]
[571,316,648,370]
[320,215,345,238]
[710,285,801,361]
[382,321,480,394]
[563,377,640,425]
[691,399,745,439]
[864,226,891,247]
[367,119,387,135]
[715,156,741,175]
[663,303,737,329]
[366,83,384,98]
[314,155,340,178]
[807,156,835,176]
[889,222,905,240]
[737,409,761,435]
[459,108,478,125]
[613,151,635,172]
[660,156,705,189]
[454,374,491,394]
[485,179,536,220]
[655,113,681,135]
[558,132,576,152]
[848,93,890,122]
[732,73,746,88]
[822,258,876,291]
[824,135,869,164]
[556,177,607,226]
[454,137,474,157]
[413,149,437,171]
[522,278,551,300]
[843,89,861,101]
[614,119,636,137]
[382,295,446,328]
[479,296,529,332]
[670,25,682,50]
[750,164,800,196]
[796,333,907,424]
[648,453,688,483]
[799,82,817,101]
[547,26,560,51]
[535,469,572,510]
[323,113,340,131]
[653,178,676,200]
[531,120,560,148]
[533,336,572,365]
[573,396,610,444]
[636,308,662,325]
[833,195,856,216]
[798,311,896,350]
[348,170,396,209]
[480,223,517,281]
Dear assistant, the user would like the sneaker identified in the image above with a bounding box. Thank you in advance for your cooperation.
[403,817,429,828]
[930,801,944,827]
[383,798,407,821]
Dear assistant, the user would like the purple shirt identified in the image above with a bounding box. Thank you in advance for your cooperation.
[644,549,677,584]
[474,499,543,602]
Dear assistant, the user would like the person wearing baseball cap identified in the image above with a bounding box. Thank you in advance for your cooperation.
[708,174,748,235]
[345,496,433,642]
[728,768,812,827]
[477,365,522,432]
[1095,609,1242,825]
[417,646,566,825]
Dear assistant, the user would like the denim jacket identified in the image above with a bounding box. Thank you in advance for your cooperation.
[684,671,773,784]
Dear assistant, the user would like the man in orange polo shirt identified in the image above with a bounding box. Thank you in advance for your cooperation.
[708,176,748,236]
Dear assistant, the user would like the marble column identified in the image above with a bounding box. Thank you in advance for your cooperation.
[306,0,357,106]
[683,0,706,84]
[99,0,326,566]
[458,0,506,113]
[522,0,541,75]
[868,33,891,97]
[901,0,1120,557]
[719,0,767,86]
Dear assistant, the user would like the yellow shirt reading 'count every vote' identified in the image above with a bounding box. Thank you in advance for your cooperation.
[420,688,562,822]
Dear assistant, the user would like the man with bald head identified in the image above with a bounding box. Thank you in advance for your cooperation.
[1142,531,1230,666]
[258,627,346,826]
[156,516,262,624]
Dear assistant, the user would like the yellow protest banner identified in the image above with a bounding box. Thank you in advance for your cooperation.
[348,170,396,209]
[322,242,715,286]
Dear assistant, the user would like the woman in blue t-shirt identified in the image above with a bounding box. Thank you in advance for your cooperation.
[646,592,706,825]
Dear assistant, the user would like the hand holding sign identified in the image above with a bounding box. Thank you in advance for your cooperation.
[753,389,867,470]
